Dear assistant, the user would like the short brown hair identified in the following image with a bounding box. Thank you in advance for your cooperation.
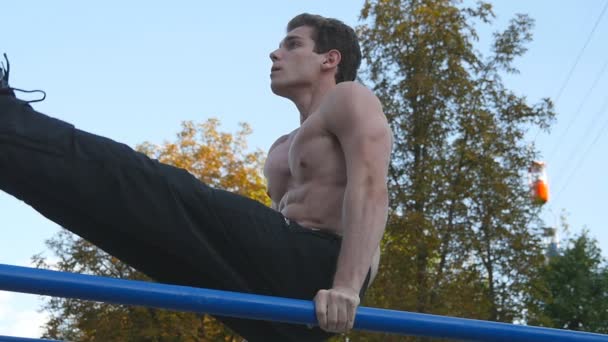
[287,13,361,83]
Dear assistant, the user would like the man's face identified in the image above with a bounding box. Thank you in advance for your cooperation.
[269,26,325,96]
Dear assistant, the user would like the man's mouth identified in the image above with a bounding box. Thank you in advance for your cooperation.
[271,67,281,72]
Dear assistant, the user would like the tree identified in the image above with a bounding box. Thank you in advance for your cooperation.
[344,1,555,340]
[34,119,267,341]
[527,231,608,333]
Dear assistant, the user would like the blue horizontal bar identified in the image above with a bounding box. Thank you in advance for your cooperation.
[0,336,59,342]
[0,263,606,341]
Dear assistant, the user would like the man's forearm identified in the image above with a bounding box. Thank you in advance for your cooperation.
[332,183,388,292]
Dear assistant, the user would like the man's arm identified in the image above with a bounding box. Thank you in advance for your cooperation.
[327,82,392,292]
[315,82,392,332]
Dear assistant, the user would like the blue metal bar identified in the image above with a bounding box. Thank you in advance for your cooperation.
[0,263,606,341]
[0,336,59,342]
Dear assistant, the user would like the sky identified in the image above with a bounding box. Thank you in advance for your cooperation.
[1,0,608,338]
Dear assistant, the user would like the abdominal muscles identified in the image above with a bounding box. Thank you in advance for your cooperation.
[279,181,345,235]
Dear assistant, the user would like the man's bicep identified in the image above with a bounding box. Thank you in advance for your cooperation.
[342,120,392,185]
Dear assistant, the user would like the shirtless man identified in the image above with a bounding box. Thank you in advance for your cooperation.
[0,13,392,341]
[265,13,392,335]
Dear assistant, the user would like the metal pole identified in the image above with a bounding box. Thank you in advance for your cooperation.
[0,263,606,341]
[0,336,60,342]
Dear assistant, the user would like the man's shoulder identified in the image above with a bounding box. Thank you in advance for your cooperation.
[320,82,392,143]
[331,81,378,102]
[268,129,298,153]
[323,81,383,121]
[268,135,289,154]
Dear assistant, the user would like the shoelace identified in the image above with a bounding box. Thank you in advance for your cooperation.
[1,53,47,103]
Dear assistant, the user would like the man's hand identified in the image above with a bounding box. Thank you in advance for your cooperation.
[313,286,360,333]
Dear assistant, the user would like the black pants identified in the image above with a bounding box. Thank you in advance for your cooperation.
[0,96,369,341]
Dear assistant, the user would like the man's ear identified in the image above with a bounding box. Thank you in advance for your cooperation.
[322,49,341,71]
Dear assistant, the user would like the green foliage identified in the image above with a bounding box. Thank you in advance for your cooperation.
[33,119,265,341]
[527,231,608,333]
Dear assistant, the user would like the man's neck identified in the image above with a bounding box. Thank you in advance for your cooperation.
[290,80,336,125]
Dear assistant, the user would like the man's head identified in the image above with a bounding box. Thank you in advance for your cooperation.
[269,14,361,96]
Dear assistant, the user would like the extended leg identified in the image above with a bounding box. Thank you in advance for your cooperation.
[0,95,344,341]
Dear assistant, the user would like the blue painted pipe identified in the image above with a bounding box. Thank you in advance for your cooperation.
[0,263,606,341]
[0,336,59,342]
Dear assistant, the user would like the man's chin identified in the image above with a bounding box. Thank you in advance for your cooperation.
[270,82,288,97]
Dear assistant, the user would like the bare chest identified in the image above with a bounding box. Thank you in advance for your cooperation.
[264,116,345,198]
[288,119,344,180]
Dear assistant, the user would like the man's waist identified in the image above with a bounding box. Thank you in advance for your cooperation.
[283,216,343,239]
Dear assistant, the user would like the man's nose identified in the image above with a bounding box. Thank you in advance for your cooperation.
[269,49,279,62]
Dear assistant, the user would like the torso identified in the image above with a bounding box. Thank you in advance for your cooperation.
[263,110,381,286]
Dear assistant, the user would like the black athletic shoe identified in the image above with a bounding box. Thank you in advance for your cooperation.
[0,53,46,102]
